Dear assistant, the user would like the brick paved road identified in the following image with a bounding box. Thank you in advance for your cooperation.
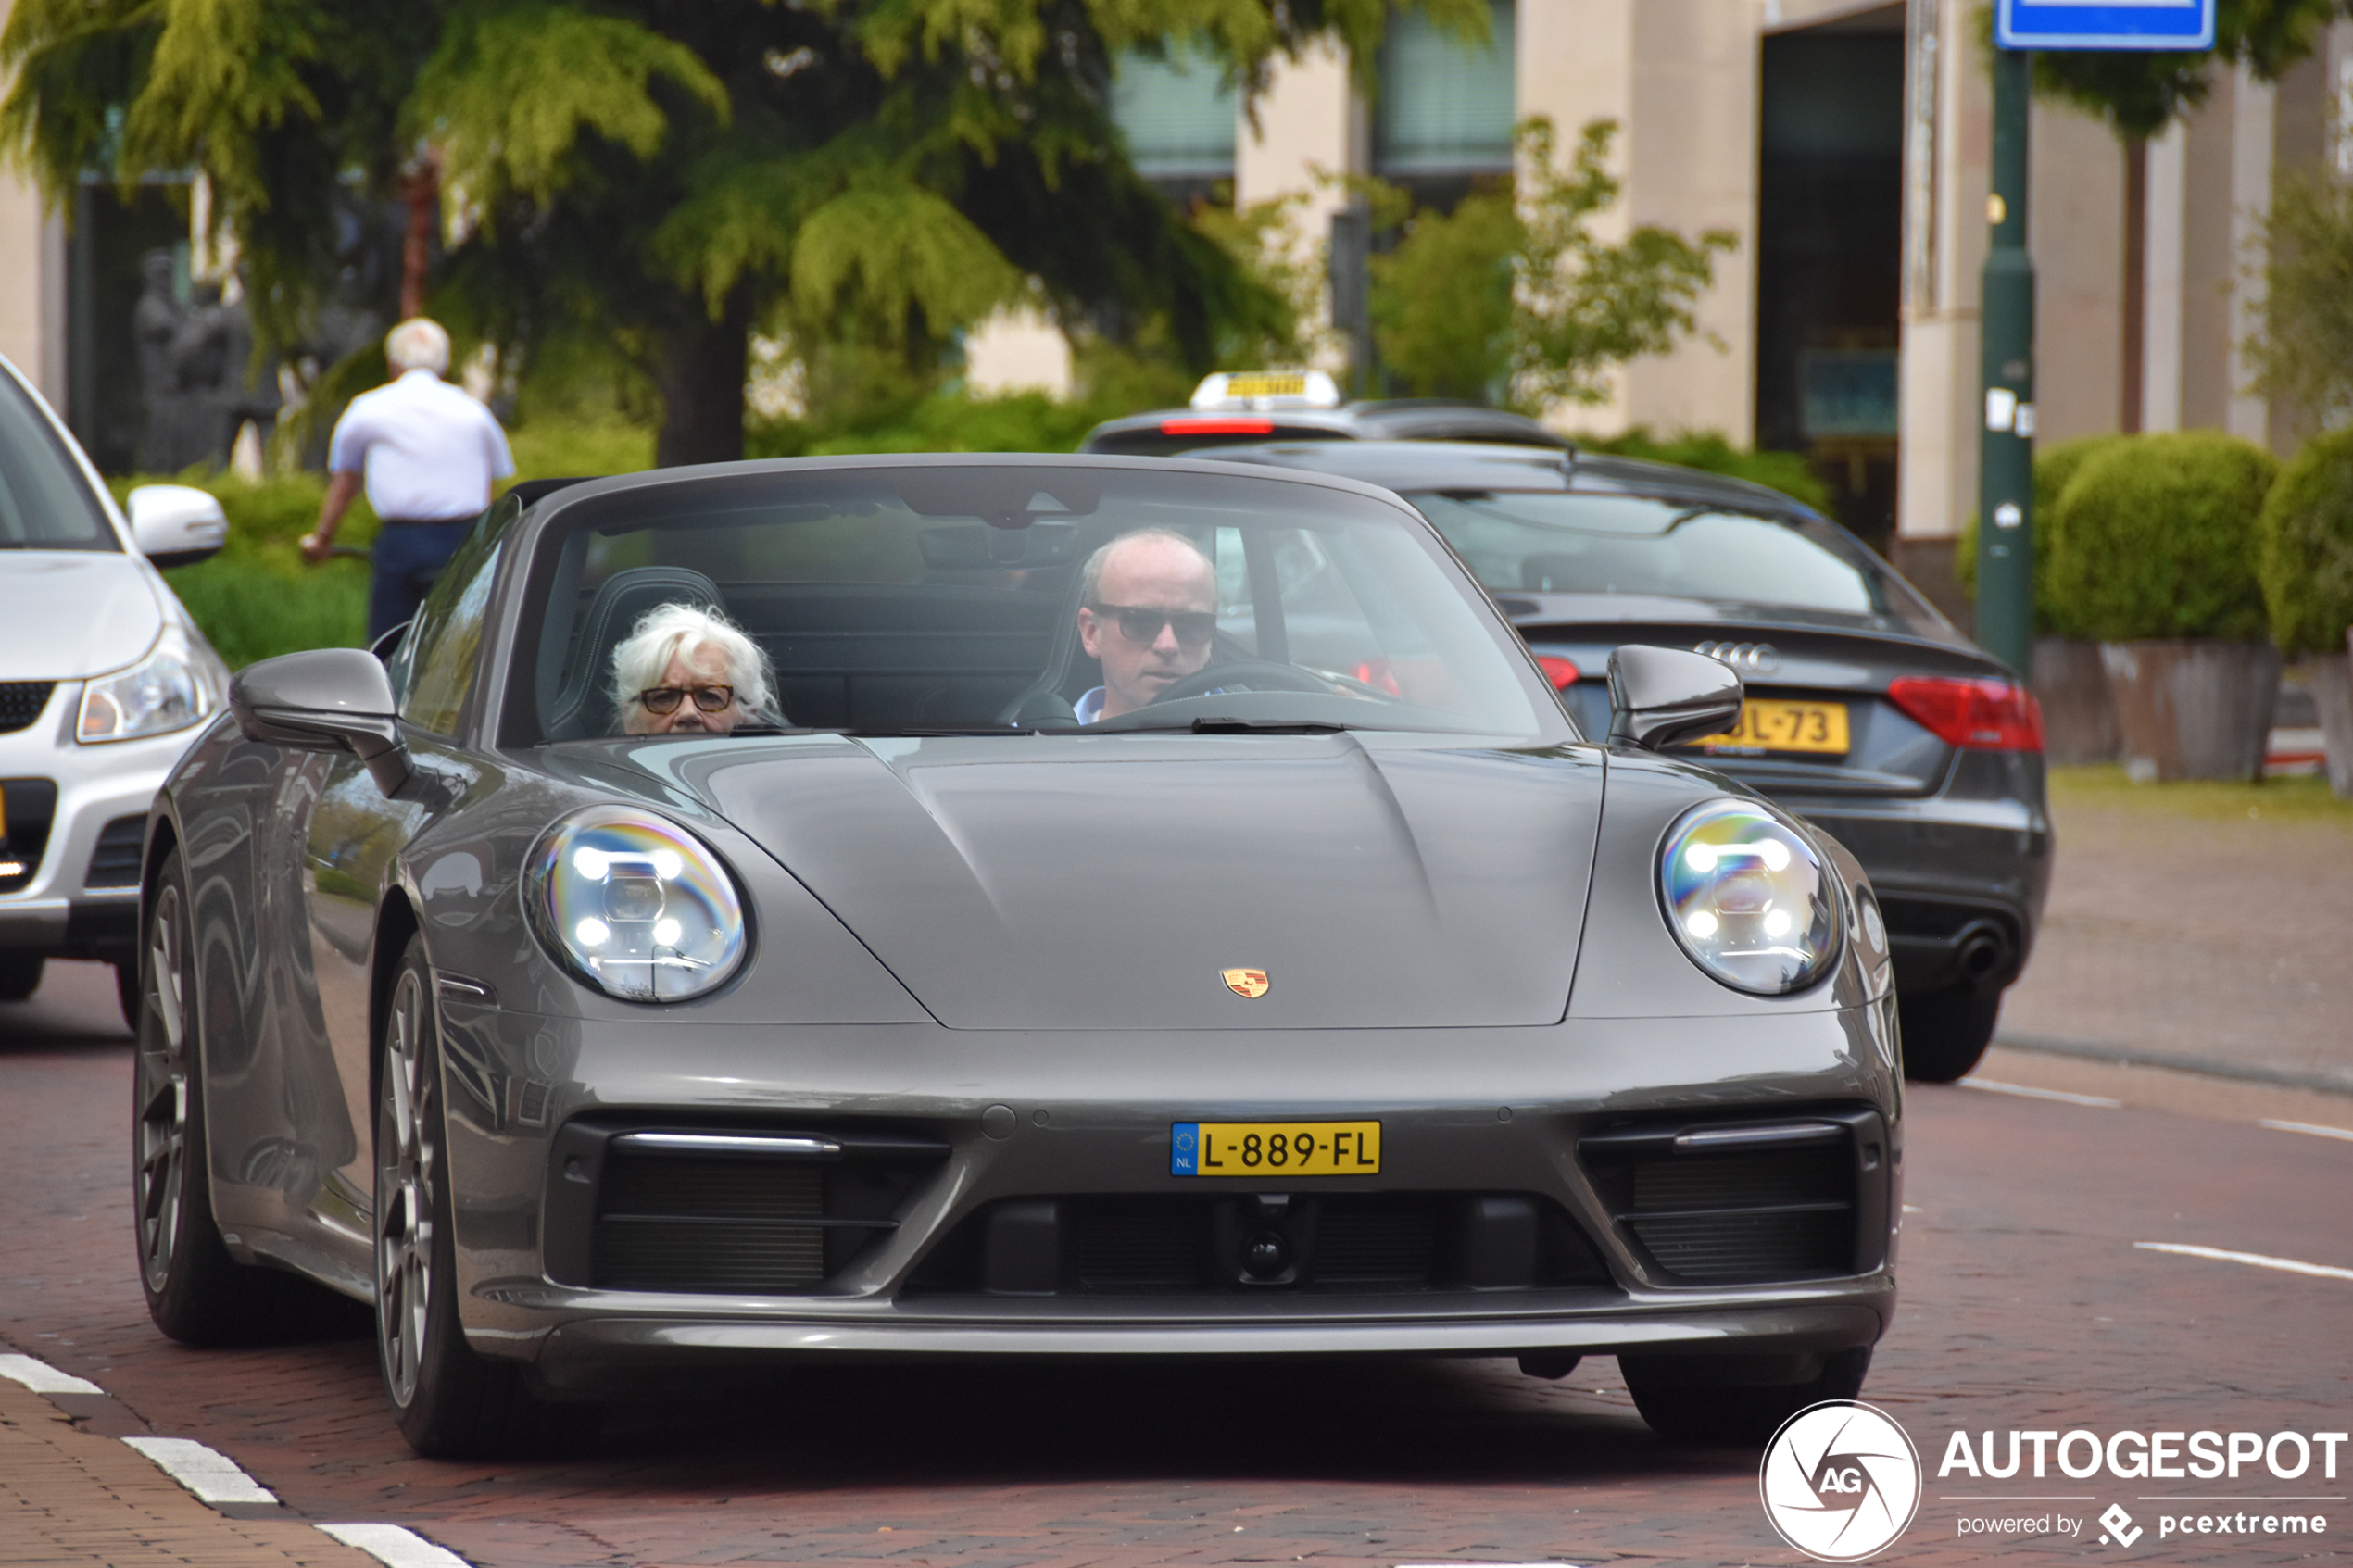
[3,960,2348,1566]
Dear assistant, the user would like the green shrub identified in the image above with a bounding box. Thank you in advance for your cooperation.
[2046,431,2279,643]
[1579,428,1831,512]
[2257,425,2353,656]
[749,387,1117,458]
[1955,433,2129,635]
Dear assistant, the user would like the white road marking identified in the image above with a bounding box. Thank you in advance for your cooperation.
[1961,1078,2121,1108]
[2261,1119,2353,1143]
[0,1352,103,1395]
[120,1435,279,1504]
[2135,1242,2353,1282]
[319,1523,477,1568]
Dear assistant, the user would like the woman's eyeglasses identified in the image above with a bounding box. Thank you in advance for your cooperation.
[637,684,736,715]
[1091,604,1217,647]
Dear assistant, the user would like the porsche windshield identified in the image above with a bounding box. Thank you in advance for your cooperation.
[516,465,1567,743]
[1408,490,1941,628]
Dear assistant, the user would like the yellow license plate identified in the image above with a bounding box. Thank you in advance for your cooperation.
[1690,699,1850,756]
[1222,372,1307,400]
[1170,1121,1381,1176]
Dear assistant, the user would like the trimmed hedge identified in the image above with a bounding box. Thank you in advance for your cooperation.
[2257,426,2353,657]
[1956,433,2129,636]
[2046,431,2279,643]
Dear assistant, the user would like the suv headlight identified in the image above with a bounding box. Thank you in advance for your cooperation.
[523,808,749,1002]
[77,623,224,744]
[1658,798,1843,995]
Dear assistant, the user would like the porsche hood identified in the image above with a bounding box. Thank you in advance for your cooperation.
[689,734,1604,1031]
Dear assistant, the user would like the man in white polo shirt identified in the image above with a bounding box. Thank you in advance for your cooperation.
[302,317,514,643]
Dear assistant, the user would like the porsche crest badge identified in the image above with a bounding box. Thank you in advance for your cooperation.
[1221,968,1270,998]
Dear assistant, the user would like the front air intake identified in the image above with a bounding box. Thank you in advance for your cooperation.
[1579,1110,1892,1285]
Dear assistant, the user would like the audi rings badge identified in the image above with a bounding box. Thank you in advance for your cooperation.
[1695,641,1781,676]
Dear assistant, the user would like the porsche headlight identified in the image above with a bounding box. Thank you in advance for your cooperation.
[1658,799,1842,995]
[77,624,222,744]
[523,809,748,1002]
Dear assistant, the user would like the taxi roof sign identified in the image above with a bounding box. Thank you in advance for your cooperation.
[1190,370,1342,411]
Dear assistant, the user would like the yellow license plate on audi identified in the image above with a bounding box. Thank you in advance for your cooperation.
[1692,699,1850,755]
[1170,1121,1381,1176]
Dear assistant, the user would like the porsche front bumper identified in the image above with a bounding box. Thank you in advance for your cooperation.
[423,994,1905,1392]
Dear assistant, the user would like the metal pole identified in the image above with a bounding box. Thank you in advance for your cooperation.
[1975,45,2036,673]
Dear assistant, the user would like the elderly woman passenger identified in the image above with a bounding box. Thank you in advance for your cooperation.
[610,601,781,735]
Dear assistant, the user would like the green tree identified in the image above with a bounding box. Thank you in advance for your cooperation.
[2246,169,2353,435]
[2,0,1483,465]
[1360,119,1734,409]
[2018,0,2351,139]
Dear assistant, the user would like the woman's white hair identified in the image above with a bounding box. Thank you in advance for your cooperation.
[609,601,778,723]
[384,317,451,375]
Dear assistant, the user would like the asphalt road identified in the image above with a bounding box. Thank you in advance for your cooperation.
[3,959,2348,1567]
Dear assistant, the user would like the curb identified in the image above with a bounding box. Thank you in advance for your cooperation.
[1994,1032,2353,1099]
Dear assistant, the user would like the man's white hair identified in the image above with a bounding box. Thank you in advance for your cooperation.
[609,601,778,723]
[384,317,451,375]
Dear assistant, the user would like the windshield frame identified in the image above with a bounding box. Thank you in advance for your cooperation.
[484,455,1583,751]
[0,366,120,553]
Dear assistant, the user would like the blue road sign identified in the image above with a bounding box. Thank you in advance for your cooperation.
[1996,0,2216,50]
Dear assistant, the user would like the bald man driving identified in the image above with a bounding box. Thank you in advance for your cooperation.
[1073,529,1220,724]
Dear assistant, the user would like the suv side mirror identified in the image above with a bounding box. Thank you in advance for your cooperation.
[1606,645,1744,751]
[230,648,411,796]
[126,484,230,569]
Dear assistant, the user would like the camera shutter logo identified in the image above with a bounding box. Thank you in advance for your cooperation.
[1759,1400,1923,1561]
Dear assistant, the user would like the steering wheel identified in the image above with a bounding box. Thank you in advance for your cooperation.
[1151,660,1331,704]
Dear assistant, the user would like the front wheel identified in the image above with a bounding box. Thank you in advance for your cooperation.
[1897,983,2002,1083]
[377,935,571,1457]
[1622,1348,1873,1446]
[134,849,346,1343]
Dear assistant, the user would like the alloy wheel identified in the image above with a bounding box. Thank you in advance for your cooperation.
[133,884,188,1295]
[377,967,437,1408]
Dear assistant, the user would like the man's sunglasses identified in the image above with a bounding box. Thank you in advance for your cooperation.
[1091,604,1217,647]
[637,684,736,715]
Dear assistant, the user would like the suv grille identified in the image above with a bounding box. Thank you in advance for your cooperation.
[1579,1110,1890,1285]
[0,684,54,734]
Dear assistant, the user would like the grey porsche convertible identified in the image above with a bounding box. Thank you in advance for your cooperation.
[134,456,1902,1458]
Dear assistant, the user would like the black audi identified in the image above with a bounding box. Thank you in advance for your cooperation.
[1202,440,2050,1082]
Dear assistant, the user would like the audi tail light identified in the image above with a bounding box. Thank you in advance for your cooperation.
[1887,676,2045,752]
[1534,655,1581,689]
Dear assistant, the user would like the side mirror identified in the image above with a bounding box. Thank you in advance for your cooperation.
[127,484,229,569]
[230,648,411,796]
[1606,645,1744,751]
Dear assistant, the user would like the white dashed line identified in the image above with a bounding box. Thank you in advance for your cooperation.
[1960,1078,2121,1108]
[120,1435,280,1504]
[2261,1119,2353,1143]
[2135,1242,2353,1282]
[0,1352,103,1395]
[319,1522,477,1568]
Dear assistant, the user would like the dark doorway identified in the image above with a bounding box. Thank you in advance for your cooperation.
[1755,7,1905,554]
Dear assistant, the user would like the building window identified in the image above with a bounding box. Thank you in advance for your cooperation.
[1111,43,1238,185]
[1376,0,1516,177]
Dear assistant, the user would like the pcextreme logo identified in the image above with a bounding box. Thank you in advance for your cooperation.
[1759,1401,1924,1561]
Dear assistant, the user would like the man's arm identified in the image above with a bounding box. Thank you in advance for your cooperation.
[300,471,364,564]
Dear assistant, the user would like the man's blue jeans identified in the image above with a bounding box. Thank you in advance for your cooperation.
[368,519,474,645]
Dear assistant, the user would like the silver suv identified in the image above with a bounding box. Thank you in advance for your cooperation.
[0,354,232,1020]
